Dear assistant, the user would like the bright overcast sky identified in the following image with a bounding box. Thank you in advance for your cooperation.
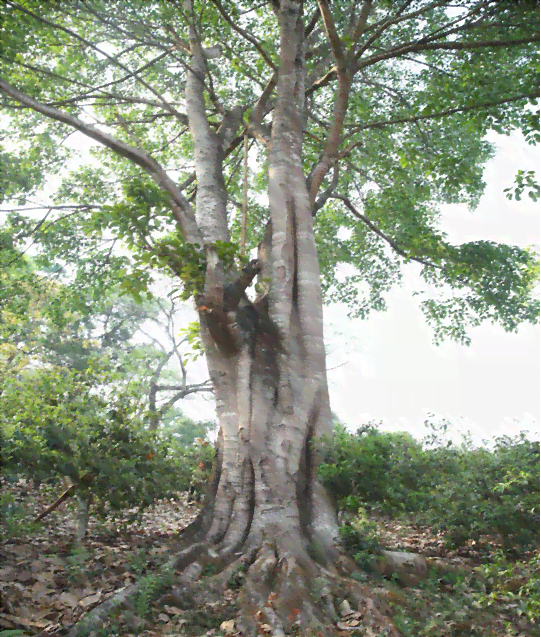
[177,131,540,446]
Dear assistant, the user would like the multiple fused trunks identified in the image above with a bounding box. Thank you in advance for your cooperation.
[196,258,283,359]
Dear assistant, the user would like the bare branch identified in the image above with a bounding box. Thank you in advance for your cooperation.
[304,8,321,38]
[156,382,213,418]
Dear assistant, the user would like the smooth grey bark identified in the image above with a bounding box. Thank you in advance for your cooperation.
[175,0,340,568]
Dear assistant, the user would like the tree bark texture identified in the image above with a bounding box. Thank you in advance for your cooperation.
[186,0,337,555]
[169,2,396,634]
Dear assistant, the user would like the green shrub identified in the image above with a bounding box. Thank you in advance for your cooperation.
[418,433,539,553]
[319,421,539,552]
[474,550,540,624]
[0,368,198,515]
[318,422,427,514]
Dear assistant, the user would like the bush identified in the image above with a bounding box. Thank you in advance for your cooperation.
[419,433,539,553]
[0,368,197,514]
[318,422,430,514]
[318,421,540,552]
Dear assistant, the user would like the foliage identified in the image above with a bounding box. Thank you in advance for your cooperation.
[319,420,540,553]
[386,560,500,637]
[0,491,40,540]
[419,431,540,553]
[504,169,540,202]
[0,366,194,514]
[474,550,540,625]
[338,519,382,572]
[161,409,216,446]
[0,1,539,345]
[318,422,428,513]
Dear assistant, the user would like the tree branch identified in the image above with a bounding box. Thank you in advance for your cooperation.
[358,92,539,131]
[6,1,186,124]
[313,163,340,213]
[148,350,175,428]
[331,194,443,271]
[0,79,199,240]
[347,0,372,60]
[211,0,276,71]
[304,8,321,38]
[308,2,358,206]
[354,0,447,61]
[357,36,539,71]
[317,0,347,73]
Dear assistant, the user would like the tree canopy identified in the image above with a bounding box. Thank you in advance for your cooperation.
[1,0,538,344]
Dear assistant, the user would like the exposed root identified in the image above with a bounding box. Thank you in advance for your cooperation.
[206,544,260,591]
[231,538,399,636]
[67,581,141,637]
[66,543,206,637]
[67,531,399,637]
[66,455,398,637]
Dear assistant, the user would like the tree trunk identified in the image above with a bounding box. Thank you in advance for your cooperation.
[166,2,398,634]
[70,2,398,634]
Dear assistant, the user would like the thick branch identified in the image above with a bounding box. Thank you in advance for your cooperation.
[181,18,229,250]
[0,79,199,240]
[244,72,277,147]
[347,0,372,60]
[223,259,262,312]
[317,0,347,73]
[308,70,353,205]
[308,2,359,206]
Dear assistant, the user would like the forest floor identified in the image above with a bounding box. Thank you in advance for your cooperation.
[0,478,537,637]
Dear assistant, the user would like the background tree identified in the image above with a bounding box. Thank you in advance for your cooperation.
[0,1,539,634]
[0,218,213,425]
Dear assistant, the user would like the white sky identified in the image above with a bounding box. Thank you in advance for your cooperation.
[177,131,540,446]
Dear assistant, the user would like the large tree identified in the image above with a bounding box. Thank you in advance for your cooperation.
[1,0,539,633]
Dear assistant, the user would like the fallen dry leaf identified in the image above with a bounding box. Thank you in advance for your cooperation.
[220,619,236,634]
[80,592,102,607]
[163,604,183,615]
[58,591,79,608]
